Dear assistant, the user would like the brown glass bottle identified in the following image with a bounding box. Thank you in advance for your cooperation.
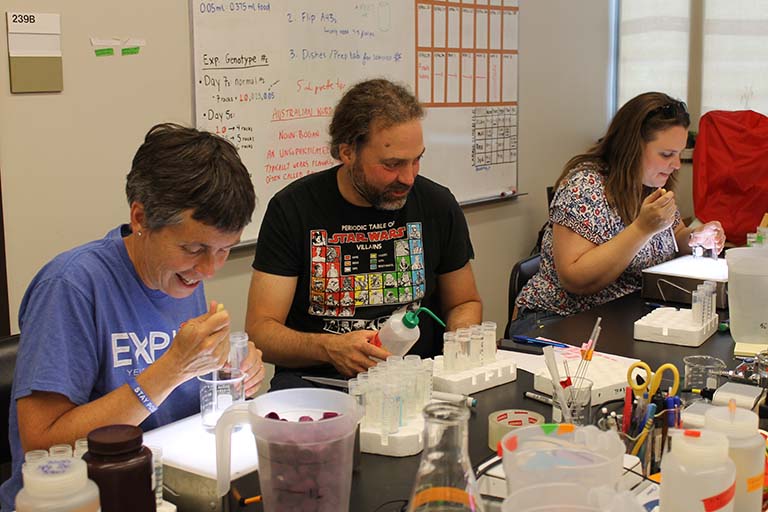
[83,424,156,512]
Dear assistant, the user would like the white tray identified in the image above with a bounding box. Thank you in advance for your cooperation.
[634,307,717,347]
[431,350,517,395]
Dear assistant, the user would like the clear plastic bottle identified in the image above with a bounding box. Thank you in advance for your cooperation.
[15,457,100,512]
[407,402,485,511]
[228,331,249,372]
[705,404,764,512]
[660,429,736,512]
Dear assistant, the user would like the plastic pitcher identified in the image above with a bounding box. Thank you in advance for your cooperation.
[726,247,768,343]
[215,388,361,511]
[501,483,644,512]
[499,424,624,495]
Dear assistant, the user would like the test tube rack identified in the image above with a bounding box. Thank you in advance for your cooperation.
[360,416,425,457]
[633,306,718,347]
[432,350,518,395]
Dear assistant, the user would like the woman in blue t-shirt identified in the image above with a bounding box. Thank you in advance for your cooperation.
[1,124,265,511]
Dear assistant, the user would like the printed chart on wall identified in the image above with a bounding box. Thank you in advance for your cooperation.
[192,0,519,243]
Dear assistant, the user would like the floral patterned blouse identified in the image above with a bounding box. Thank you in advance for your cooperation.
[516,161,681,316]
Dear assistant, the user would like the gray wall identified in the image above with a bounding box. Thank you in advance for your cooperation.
[2,1,692,386]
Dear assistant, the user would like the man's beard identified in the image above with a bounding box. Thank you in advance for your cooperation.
[349,159,411,211]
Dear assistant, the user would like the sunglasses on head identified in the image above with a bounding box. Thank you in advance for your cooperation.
[645,100,689,122]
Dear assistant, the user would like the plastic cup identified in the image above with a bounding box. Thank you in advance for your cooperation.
[198,369,245,430]
[683,355,726,395]
[552,378,593,425]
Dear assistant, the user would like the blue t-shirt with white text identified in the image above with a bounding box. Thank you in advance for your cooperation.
[0,226,205,511]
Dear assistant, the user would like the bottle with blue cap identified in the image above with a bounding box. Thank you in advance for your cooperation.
[371,307,445,357]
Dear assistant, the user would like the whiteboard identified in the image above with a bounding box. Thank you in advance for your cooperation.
[192,0,519,243]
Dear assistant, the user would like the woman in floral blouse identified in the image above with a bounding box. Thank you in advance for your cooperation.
[509,92,726,336]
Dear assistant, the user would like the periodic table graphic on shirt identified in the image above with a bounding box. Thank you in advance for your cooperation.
[308,223,426,321]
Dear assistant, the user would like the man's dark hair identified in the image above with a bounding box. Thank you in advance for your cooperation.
[329,79,424,159]
[126,123,256,232]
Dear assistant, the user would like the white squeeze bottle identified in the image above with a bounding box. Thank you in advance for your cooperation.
[705,400,764,512]
[660,429,736,512]
[370,307,445,357]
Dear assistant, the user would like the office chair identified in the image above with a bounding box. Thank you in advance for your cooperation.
[0,334,20,484]
[505,254,542,337]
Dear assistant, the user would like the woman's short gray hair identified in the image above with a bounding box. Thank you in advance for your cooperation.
[125,123,256,232]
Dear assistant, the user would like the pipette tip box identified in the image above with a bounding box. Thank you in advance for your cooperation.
[431,350,517,395]
[633,307,718,347]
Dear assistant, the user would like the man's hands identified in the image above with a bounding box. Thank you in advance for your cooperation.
[323,330,391,377]
[164,301,231,382]
[634,188,677,236]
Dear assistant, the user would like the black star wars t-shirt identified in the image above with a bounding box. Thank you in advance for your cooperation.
[253,165,474,376]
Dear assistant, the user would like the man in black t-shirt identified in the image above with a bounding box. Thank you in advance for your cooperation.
[246,79,482,390]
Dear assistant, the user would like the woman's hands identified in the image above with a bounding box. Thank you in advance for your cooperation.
[634,188,677,236]
[688,221,726,254]
[165,301,231,382]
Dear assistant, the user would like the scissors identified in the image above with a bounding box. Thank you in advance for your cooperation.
[627,361,680,398]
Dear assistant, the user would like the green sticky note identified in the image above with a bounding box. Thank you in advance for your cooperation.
[121,47,140,56]
[94,48,114,57]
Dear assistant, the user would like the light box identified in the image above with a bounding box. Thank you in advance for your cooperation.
[641,255,728,308]
[143,413,257,512]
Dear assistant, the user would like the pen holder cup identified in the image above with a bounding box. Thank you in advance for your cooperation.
[499,424,624,495]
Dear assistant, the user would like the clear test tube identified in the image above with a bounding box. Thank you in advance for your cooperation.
[387,357,405,426]
[228,331,249,374]
[380,381,401,435]
[24,449,48,464]
[404,355,422,420]
[469,333,484,368]
[691,289,702,326]
[150,446,164,508]
[702,285,711,323]
[366,367,383,430]
[704,281,717,317]
[73,438,88,459]
[48,444,73,458]
[356,373,369,429]
[481,321,497,364]
[422,359,434,406]
[443,331,457,372]
[456,332,471,371]
[747,233,758,247]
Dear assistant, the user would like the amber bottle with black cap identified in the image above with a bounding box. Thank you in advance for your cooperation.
[83,424,156,512]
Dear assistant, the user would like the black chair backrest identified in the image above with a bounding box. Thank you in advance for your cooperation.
[1,334,20,482]
[505,254,542,336]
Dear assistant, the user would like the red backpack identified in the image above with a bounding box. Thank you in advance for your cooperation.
[693,110,768,245]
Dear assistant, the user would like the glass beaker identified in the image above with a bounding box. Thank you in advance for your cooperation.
[552,378,593,426]
[683,355,726,398]
[198,368,245,430]
[407,402,485,511]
